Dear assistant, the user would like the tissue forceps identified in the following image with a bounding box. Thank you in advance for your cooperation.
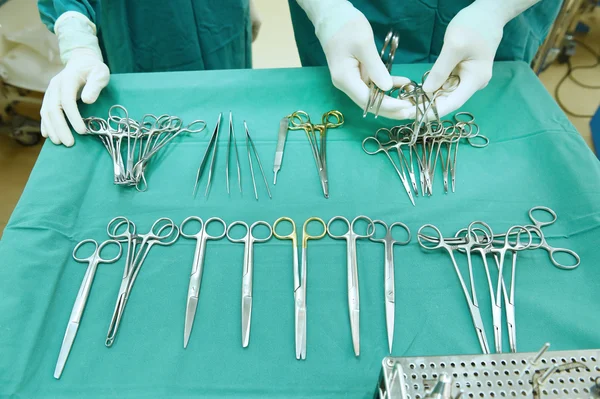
[226,112,242,194]
[193,113,222,197]
[180,216,227,348]
[327,215,375,356]
[54,239,122,379]
[227,220,273,347]
[368,220,411,353]
[244,121,272,200]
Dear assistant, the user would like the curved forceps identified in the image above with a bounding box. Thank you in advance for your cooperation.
[362,135,415,206]
[105,217,179,347]
[54,239,122,379]
[492,225,532,353]
[327,215,375,356]
[227,220,273,347]
[289,111,329,198]
[525,206,580,270]
[180,216,227,348]
[417,224,490,354]
[368,220,411,353]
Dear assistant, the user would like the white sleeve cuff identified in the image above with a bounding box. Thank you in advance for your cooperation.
[54,11,103,64]
[295,0,364,45]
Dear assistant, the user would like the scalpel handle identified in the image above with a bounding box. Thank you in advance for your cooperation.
[273,117,289,184]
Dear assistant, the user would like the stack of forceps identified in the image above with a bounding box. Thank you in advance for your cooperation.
[84,105,206,191]
[273,217,327,360]
[363,80,488,204]
[364,31,399,118]
[105,216,180,347]
[417,206,580,354]
[282,110,344,198]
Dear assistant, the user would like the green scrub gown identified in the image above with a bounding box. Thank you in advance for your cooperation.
[288,0,562,66]
[38,0,253,73]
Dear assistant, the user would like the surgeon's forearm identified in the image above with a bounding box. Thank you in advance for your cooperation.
[475,0,542,24]
[294,0,363,43]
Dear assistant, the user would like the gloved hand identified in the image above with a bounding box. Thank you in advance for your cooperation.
[296,0,412,119]
[40,12,109,147]
[250,0,262,42]
[420,0,540,118]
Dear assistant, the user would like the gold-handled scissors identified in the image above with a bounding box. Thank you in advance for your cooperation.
[274,216,326,360]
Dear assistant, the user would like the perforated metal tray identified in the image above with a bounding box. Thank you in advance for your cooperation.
[376,349,600,399]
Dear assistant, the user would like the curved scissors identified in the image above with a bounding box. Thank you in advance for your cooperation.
[180,216,227,348]
[368,220,411,353]
[526,206,580,270]
[54,239,122,379]
[227,220,273,347]
[105,217,179,347]
[327,215,375,356]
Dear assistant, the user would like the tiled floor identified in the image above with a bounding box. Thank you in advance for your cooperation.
[0,3,598,237]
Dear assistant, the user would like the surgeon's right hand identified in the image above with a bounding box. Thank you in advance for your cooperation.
[41,49,110,146]
[295,0,412,119]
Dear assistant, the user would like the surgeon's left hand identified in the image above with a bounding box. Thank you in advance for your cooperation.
[250,0,262,42]
[419,1,504,118]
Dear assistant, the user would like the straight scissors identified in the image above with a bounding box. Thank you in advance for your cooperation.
[418,224,491,354]
[180,216,227,348]
[54,239,122,379]
[368,220,411,354]
[327,215,375,356]
[273,217,326,359]
[227,220,273,347]
[105,217,179,347]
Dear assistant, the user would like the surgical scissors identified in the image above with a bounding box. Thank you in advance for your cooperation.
[273,217,326,359]
[417,224,491,354]
[327,215,375,356]
[227,220,273,347]
[105,217,179,347]
[54,239,122,379]
[180,216,227,348]
[368,220,411,353]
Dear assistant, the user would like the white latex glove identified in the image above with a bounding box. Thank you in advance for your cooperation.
[40,12,109,146]
[420,0,540,118]
[296,0,412,119]
[250,0,262,42]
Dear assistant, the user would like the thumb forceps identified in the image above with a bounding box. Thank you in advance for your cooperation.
[180,216,227,348]
[368,220,411,353]
[273,217,326,359]
[418,224,490,354]
[244,121,272,200]
[327,215,375,356]
[227,220,273,347]
[193,113,222,198]
[54,239,122,379]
